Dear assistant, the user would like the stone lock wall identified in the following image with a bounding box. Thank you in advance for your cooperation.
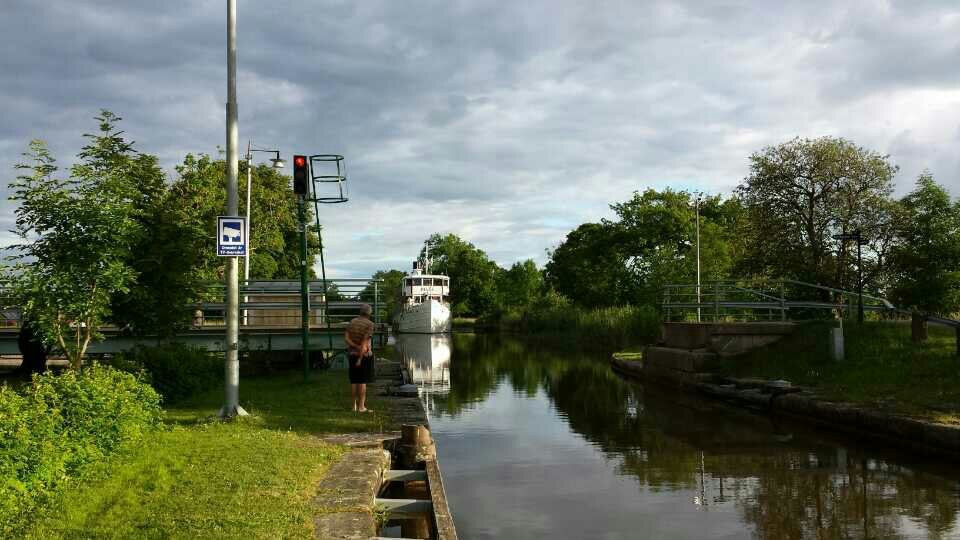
[644,322,796,385]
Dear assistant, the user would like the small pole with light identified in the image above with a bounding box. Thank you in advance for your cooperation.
[832,229,866,324]
[244,142,285,324]
[694,192,702,322]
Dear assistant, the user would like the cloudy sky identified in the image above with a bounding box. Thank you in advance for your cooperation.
[3,0,960,277]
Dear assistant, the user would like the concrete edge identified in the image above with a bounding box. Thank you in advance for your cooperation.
[426,458,458,540]
[610,353,960,460]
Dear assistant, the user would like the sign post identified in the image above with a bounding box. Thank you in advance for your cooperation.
[217,215,248,418]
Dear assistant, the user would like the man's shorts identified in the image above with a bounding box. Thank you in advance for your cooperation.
[348,353,375,384]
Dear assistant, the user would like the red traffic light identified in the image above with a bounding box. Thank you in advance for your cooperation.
[293,155,308,195]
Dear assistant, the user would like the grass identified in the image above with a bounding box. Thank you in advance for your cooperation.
[452,317,477,330]
[19,369,391,538]
[713,321,960,422]
[612,350,643,362]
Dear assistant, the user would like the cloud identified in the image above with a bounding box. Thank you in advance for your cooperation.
[2,0,960,276]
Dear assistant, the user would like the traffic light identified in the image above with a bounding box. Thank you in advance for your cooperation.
[293,155,309,195]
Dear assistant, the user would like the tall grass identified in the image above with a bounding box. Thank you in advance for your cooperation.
[483,293,660,350]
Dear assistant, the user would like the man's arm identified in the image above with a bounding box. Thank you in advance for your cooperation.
[343,330,359,350]
[345,331,363,367]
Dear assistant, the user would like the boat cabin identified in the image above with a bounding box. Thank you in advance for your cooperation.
[403,275,450,305]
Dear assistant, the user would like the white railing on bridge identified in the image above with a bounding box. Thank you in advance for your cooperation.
[662,279,895,323]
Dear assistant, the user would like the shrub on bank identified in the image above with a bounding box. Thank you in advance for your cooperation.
[0,365,163,532]
[113,343,221,403]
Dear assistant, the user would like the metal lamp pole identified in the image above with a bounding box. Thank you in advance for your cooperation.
[695,193,702,323]
[220,0,246,418]
[244,142,284,292]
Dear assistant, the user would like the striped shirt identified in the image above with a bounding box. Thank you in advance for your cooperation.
[345,316,374,353]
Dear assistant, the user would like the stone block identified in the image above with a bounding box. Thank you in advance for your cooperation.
[923,423,960,453]
[662,323,712,349]
[643,346,718,372]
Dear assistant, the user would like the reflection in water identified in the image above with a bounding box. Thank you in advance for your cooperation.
[397,334,452,413]
[395,334,960,539]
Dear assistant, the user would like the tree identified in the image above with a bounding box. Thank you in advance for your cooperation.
[7,112,142,369]
[170,154,321,283]
[546,189,744,308]
[887,173,960,314]
[359,269,406,322]
[736,137,897,292]
[496,260,544,308]
[422,234,501,317]
[545,222,630,307]
[611,189,744,307]
[109,148,205,336]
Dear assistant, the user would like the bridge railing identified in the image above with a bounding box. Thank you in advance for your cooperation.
[662,279,895,323]
[0,278,389,331]
[196,278,387,330]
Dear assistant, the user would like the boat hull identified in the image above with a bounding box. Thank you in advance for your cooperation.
[397,300,451,333]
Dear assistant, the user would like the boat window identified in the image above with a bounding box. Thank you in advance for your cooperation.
[414,278,423,286]
[406,278,414,287]
[424,278,433,287]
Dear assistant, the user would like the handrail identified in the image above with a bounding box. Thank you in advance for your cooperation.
[662,278,960,327]
[663,279,892,323]
[780,279,894,309]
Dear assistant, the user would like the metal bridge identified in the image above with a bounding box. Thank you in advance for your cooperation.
[0,279,389,355]
[663,279,894,322]
[663,279,960,331]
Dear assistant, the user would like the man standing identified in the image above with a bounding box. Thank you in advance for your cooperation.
[344,303,375,412]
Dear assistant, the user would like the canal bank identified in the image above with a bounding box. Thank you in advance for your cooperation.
[611,321,960,460]
[314,356,457,540]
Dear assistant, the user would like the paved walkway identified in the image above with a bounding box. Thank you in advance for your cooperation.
[312,358,428,539]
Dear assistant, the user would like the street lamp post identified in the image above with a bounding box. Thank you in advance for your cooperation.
[695,193,701,323]
[244,143,285,282]
[220,0,246,418]
[244,143,284,326]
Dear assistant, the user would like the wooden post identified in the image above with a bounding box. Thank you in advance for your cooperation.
[398,424,436,469]
[955,326,960,357]
[665,288,670,322]
[714,282,720,321]
[779,281,786,321]
[911,312,928,344]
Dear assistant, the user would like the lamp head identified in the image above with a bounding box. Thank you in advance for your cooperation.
[270,157,286,168]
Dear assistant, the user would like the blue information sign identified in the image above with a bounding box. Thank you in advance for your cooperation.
[217,216,247,257]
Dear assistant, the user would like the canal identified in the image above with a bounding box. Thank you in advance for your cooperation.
[394,333,960,539]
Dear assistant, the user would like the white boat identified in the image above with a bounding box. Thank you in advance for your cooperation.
[396,258,452,334]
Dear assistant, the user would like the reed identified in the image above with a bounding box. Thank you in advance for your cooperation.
[487,299,660,350]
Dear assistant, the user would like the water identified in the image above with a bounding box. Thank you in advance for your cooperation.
[393,333,960,539]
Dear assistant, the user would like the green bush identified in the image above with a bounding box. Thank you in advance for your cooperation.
[113,343,221,403]
[0,365,163,533]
